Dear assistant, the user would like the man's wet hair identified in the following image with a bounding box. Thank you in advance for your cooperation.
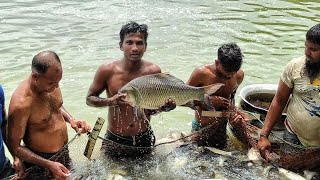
[119,21,148,44]
[32,51,61,75]
[217,43,243,72]
[306,23,320,45]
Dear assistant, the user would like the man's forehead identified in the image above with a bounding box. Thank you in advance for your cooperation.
[43,68,62,80]
[124,32,145,40]
[305,40,320,48]
[43,64,62,76]
[218,64,236,74]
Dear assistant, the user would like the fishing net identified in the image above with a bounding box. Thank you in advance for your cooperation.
[192,118,228,148]
[231,111,320,171]
[3,113,233,180]
[101,137,154,158]
[19,148,71,179]
[6,112,317,179]
[4,133,92,180]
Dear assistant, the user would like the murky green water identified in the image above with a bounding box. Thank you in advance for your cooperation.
[1,0,319,179]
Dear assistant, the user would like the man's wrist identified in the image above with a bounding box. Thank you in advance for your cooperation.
[68,116,75,121]
[161,105,174,112]
[149,109,160,116]
[106,97,116,106]
[259,133,269,139]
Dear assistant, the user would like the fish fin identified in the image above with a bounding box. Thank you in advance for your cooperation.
[203,83,224,95]
[278,168,306,180]
[140,108,151,124]
[133,106,145,120]
[181,101,196,110]
[131,86,142,105]
[204,146,234,156]
[161,72,170,75]
[133,106,138,117]
[156,73,185,84]
[203,96,215,111]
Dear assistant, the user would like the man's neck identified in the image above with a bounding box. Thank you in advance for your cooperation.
[211,64,218,76]
[29,76,45,95]
[122,58,143,72]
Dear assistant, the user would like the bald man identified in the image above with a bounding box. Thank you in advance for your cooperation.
[8,51,91,179]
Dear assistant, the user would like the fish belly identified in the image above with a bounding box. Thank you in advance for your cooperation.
[138,85,202,109]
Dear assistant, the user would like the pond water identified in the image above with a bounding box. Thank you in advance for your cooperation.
[1,0,319,179]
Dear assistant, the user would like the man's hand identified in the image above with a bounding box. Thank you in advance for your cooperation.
[257,136,272,162]
[229,111,244,128]
[207,96,230,110]
[159,98,176,112]
[109,93,127,106]
[211,96,230,110]
[71,120,91,134]
[48,161,70,180]
[13,158,26,178]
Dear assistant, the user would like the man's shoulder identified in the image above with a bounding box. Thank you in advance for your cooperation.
[288,56,305,65]
[142,60,161,72]
[99,60,120,69]
[284,56,305,71]
[234,69,244,85]
[236,69,244,78]
[11,83,32,110]
[11,93,32,107]
[96,60,121,76]
[193,64,213,76]
[9,96,32,118]
[187,64,214,86]
[143,60,159,66]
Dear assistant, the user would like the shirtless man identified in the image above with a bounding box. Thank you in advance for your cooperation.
[187,43,244,148]
[8,51,91,179]
[86,21,175,157]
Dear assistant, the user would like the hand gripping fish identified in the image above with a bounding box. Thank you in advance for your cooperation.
[118,73,224,110]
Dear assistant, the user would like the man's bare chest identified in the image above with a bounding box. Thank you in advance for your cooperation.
[107,73,145,96]
[216,84,238,96]
[29,94,63,125]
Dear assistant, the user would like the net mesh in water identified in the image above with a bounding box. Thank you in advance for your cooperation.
[3,116,232,179]
[231,114,320,171]
[4,133,90,180]
[6,113,318,179]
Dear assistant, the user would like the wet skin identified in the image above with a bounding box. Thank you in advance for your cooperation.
[8,52,90,180]
[87,33,175,137]
[187,60,244,126]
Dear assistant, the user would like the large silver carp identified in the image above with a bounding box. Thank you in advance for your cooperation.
[118,73,223,110]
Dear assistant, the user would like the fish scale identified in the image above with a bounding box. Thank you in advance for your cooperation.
[119,73,223,110]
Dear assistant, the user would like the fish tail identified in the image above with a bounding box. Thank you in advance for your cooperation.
[203,83,224,96]
[201,83,224,110]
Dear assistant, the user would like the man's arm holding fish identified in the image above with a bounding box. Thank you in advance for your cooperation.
[186,67,230,110]
[187,65,246,126]
[87,63,176,113]
[86,64,126,107]
[145,98,177,116]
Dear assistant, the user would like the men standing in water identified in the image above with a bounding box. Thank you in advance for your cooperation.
[86,21,175,157]
[0,85,15,179]
[8,51,91,179]
[187,43,244,148]
[258,24,320,160]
